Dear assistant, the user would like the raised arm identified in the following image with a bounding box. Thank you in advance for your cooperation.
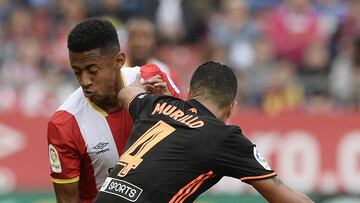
[118,74,146,110]
[118,72,173,110]
[248,177,314,203]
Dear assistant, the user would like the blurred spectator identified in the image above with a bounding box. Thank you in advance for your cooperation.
[263,0,323,66]
[330,37,360,108]
[300,41,330,99]
[141,0,206,44]
[208,0,260,70]
[248,0,281,12]
[262,59,304,115]
[87,0,137,22]
[335,0,360,55]
[124,17,172,75]
[244,36,277,106]
[314,0,348,37]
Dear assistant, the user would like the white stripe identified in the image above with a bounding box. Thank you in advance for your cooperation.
[75,104,120,190]
[57,87,86,114]
[121,66,141,85]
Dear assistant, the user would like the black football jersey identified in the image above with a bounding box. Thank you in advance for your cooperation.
[95,93,276,203]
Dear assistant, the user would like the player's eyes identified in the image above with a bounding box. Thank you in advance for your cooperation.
[88,67,98,74]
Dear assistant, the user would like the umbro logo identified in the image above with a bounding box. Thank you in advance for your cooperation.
[93,142,109,150]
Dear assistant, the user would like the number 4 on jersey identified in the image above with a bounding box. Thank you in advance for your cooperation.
[117,120,175,177]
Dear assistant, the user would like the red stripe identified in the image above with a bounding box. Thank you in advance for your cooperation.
[177,171,215,203]
[169,171,215,203]
[105,110,133,156]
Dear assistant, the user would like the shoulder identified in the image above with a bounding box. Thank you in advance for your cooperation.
[49,87,87,131]
[221,125,253,148]
[56,87,87,116]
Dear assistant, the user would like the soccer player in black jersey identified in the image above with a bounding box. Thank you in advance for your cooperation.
[95,61,314,203]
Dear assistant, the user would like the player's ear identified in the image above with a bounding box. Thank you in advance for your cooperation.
[114,52,126,69]
[226,100,237,119]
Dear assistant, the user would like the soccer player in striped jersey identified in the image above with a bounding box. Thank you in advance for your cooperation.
[95,61,313,203]
[47,18,180,203]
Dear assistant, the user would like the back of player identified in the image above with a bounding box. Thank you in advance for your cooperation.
[95,93,276,203]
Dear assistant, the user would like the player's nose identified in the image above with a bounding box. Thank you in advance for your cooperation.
[79,72,93,87]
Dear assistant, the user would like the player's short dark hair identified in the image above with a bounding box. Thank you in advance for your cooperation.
[67,18,120,53]
[190,61,237,107]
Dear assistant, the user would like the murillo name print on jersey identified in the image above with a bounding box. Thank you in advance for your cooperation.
[151,102,204,128]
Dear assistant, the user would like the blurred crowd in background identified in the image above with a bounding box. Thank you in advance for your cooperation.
[1,0,360,117]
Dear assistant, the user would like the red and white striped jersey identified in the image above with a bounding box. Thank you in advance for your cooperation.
[47,65,180,203]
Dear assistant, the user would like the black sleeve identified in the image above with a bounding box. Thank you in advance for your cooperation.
[128,93,159,121]
[212,127,276,182]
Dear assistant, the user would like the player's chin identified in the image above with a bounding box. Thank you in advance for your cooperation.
[87,94,101,103]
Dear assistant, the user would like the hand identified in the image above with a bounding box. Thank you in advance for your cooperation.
[141,74,171,96]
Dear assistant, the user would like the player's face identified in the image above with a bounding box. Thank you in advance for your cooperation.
[69,49,124,106]
[127,21,155,64]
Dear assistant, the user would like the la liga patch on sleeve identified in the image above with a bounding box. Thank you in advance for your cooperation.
[253,146,272,170]
[49,144,62,173]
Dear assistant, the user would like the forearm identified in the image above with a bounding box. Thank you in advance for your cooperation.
[250,178,314,203]
[56,196,80,203]
[264,190,313,203]
[53,182,80,203]
[118,86,146,109]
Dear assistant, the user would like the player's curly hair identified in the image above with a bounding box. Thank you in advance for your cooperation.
[67,18,120,53]
[190,61,237,107]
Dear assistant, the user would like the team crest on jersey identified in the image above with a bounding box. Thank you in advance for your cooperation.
[49,144,62,173]
[253,146,271,170]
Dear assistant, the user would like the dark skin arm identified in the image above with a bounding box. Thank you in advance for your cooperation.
[53,182,80,203]
[248,177,314,203]
[118,74,171,109]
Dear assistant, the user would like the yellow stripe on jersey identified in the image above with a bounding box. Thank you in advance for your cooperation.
[51,176,80,184]
[87,99,108,117]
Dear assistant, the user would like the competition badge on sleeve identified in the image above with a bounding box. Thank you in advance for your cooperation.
[253,146,272,170]
[49,144,62,173]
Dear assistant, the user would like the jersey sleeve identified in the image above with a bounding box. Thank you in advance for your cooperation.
[212,127,276,182]
[128,92,160,121]
[140,64,180,98]
[47,115,82,184]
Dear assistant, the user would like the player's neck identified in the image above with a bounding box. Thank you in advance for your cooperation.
[109,72,126,111]
[193,97,228,123]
